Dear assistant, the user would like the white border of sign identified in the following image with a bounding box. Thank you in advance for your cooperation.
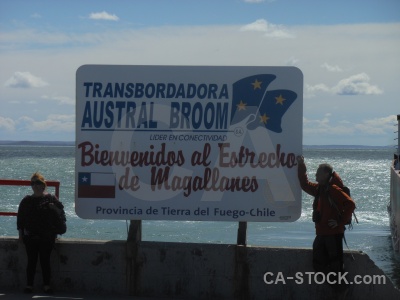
[75,65,303,222]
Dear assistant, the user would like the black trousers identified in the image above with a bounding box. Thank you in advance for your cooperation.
[312,234,344,274]
[23,236,55,286]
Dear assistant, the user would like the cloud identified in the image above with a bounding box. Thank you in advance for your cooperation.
[41,95,74,105]
[30,13,41,19]
[333,73,383,95]
[304,83,330,98]
[304,115,396,137]
[321,62,343,72]
[0,115,74,139]
[0,19,398,144]
[243,0,276,3]
[18,114,75,132]
[240,19,294,38]
[89,11,119,21]
[306,83,330,93]
[285,56,299,66]
[355,115,396,135]
[304,115,355,136]
[0,116,16,131]
[306,73,383,97]
[4,71,49,88]
[0,29,71,48]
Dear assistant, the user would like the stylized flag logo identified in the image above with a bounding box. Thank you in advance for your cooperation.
[78,172,116,198]
[230,74,297,133]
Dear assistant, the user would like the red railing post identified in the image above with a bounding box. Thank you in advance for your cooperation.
[0,179,60,217]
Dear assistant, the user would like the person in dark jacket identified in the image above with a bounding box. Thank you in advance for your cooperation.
[17,172,65,294]
[296,156,355,286]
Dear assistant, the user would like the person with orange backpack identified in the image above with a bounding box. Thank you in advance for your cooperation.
[296,156,355,288]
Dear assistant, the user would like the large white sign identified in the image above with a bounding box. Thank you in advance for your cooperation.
[75,65,303,221]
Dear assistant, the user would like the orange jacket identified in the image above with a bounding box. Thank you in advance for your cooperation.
[297,161,355,236]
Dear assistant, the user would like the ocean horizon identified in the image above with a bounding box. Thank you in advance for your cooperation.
[0,140,396,149]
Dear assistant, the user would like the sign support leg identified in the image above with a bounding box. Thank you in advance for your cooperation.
[128,220,142,242]
[237,221,247,246]
[127,220,142,295]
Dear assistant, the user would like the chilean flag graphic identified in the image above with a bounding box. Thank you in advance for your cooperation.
[78,172,116,198]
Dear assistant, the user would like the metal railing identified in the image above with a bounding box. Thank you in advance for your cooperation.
[0,179,60,217]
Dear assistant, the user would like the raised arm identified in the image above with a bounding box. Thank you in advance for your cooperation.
[297,155,319,197]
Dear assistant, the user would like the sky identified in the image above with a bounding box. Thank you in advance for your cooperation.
[0,0,399,146]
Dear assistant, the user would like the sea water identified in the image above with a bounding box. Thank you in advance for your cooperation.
[1,145,399,288]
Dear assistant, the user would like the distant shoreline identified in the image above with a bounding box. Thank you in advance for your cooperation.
[0,140,394,149]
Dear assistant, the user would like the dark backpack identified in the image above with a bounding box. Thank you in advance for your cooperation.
[50,204,67,235]
[42,195,67,235]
